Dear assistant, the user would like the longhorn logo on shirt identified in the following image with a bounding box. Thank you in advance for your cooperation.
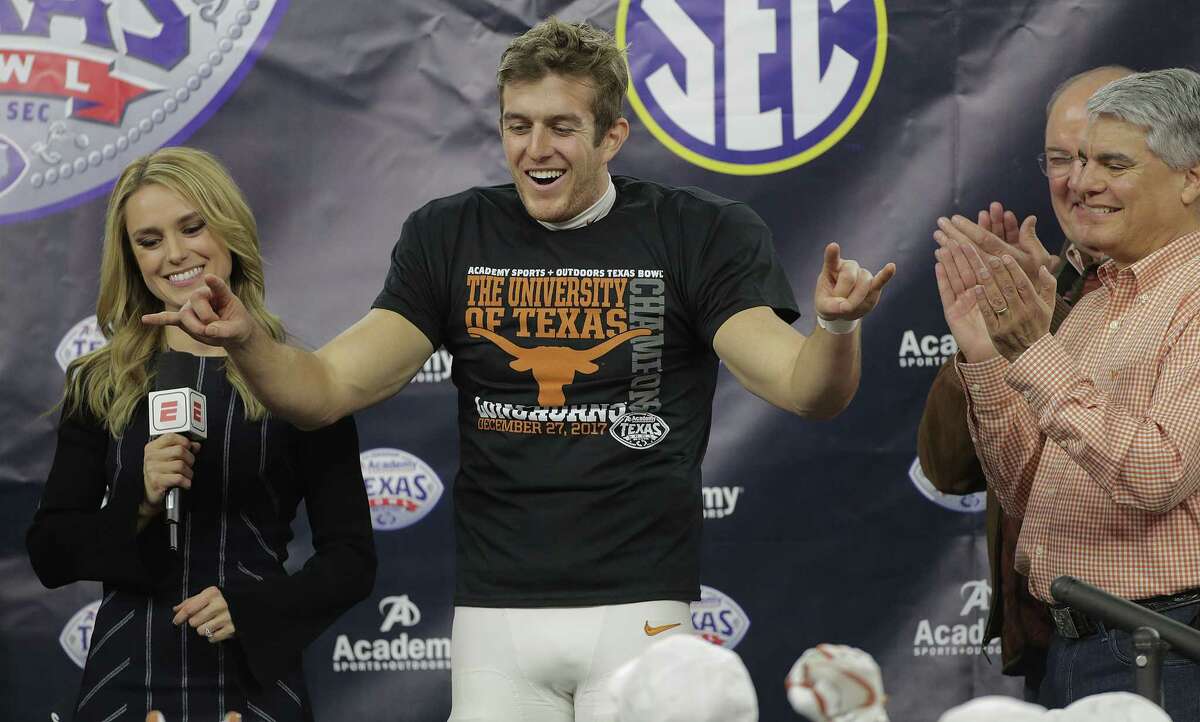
[468,326,651,406]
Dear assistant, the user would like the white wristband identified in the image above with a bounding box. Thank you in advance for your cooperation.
[816,315,859,334]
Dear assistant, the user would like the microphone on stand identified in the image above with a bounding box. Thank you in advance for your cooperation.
[148,352,207,552]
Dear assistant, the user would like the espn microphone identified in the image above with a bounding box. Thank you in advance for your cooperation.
[148,352,208,552]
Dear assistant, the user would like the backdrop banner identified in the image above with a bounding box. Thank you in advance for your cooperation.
[3,1,1199,720]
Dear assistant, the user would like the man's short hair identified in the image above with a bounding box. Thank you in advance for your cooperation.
[1044,65,1136,117]
[1088,68,1200,170]
[497,17,628,146]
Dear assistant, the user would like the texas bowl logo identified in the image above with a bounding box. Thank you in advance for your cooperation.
[908,457,985,513]
[56,314,108,371]
[60,599,101,668]
[610,411,670,449]
[617,0,887,175]
[0,0,289,224]
[691,584,750,649]
[360,448,444,532]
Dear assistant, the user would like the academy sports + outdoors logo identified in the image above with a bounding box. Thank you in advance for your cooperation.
[702,485,744,519]
[0,0,288,224]
[617,0,887,175]
[332,593,450,672]
[898,329,957,368]
[913,579,999,658]
[360,448,444,532]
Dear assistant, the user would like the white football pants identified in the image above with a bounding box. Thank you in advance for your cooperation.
[446,600,690,722]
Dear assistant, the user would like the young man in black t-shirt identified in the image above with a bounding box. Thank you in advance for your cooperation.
[148,18,895,722]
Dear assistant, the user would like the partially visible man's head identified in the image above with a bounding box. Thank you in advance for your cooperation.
[496,19,631,223]
[1043,66,1134,247]
[1068,68,1200,264]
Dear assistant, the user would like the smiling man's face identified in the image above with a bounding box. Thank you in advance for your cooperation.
[1068,116,1200,265]
[501,73,626,223]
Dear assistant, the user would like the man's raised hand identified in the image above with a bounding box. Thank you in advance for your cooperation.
[142,275,254,348]
[935,207,1055,285]
[813,242,896,322]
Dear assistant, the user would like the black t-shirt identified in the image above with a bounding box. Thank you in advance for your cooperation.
[374,175,798,607]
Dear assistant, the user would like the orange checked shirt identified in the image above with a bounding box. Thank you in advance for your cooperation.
[958,231,1200,603]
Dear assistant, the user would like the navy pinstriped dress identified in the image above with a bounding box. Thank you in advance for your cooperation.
[29,354,376,722]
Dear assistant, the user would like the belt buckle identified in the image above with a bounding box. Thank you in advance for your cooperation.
[1051,606,1085,639]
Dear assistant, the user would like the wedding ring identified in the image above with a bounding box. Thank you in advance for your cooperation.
[203,624,213,638]
[995,306,1009,315]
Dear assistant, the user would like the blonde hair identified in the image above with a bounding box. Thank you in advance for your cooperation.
[497,18,628,146]
[63,147,286,435]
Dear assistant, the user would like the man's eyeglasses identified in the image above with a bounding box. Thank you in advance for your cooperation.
[1037,152,1077,178]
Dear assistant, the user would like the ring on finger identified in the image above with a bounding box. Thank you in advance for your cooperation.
[203,624,213,638]
[995,305,1010,315]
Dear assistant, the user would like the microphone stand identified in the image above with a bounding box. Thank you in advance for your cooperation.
[1132,627,1168,705]
[1052,575,1200,706]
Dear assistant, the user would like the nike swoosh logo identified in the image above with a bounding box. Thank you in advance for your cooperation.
[644,621,682,637]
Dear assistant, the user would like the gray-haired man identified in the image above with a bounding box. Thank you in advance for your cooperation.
[935,68,1200,717]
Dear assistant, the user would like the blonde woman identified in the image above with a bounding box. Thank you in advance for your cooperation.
[27,147,375,722]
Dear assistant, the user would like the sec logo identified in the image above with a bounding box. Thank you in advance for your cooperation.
[0,0,289,224]
[617,0,887,175]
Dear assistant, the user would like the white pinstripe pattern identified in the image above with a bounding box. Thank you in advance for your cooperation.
[104,435,123,508]
[240,511,279,562]
[276,680,301,708]
[218,392,236,720]
[961,231,1200,602]
[194,356,206,393]
[237,561,264,581]
[77,657,130,710]
[98,703,127,722]
[89,609,134,657]
[181,512,193,722]
[145,598,153,715]
[178,355,206,722]
[85,589,118,667]
[246,700,277,722]
[258,412,279,514]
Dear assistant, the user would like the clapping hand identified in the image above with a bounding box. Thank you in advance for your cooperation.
[935,235,1055,363]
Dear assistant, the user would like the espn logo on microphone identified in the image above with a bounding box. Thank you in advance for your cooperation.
[149,388,208,439]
